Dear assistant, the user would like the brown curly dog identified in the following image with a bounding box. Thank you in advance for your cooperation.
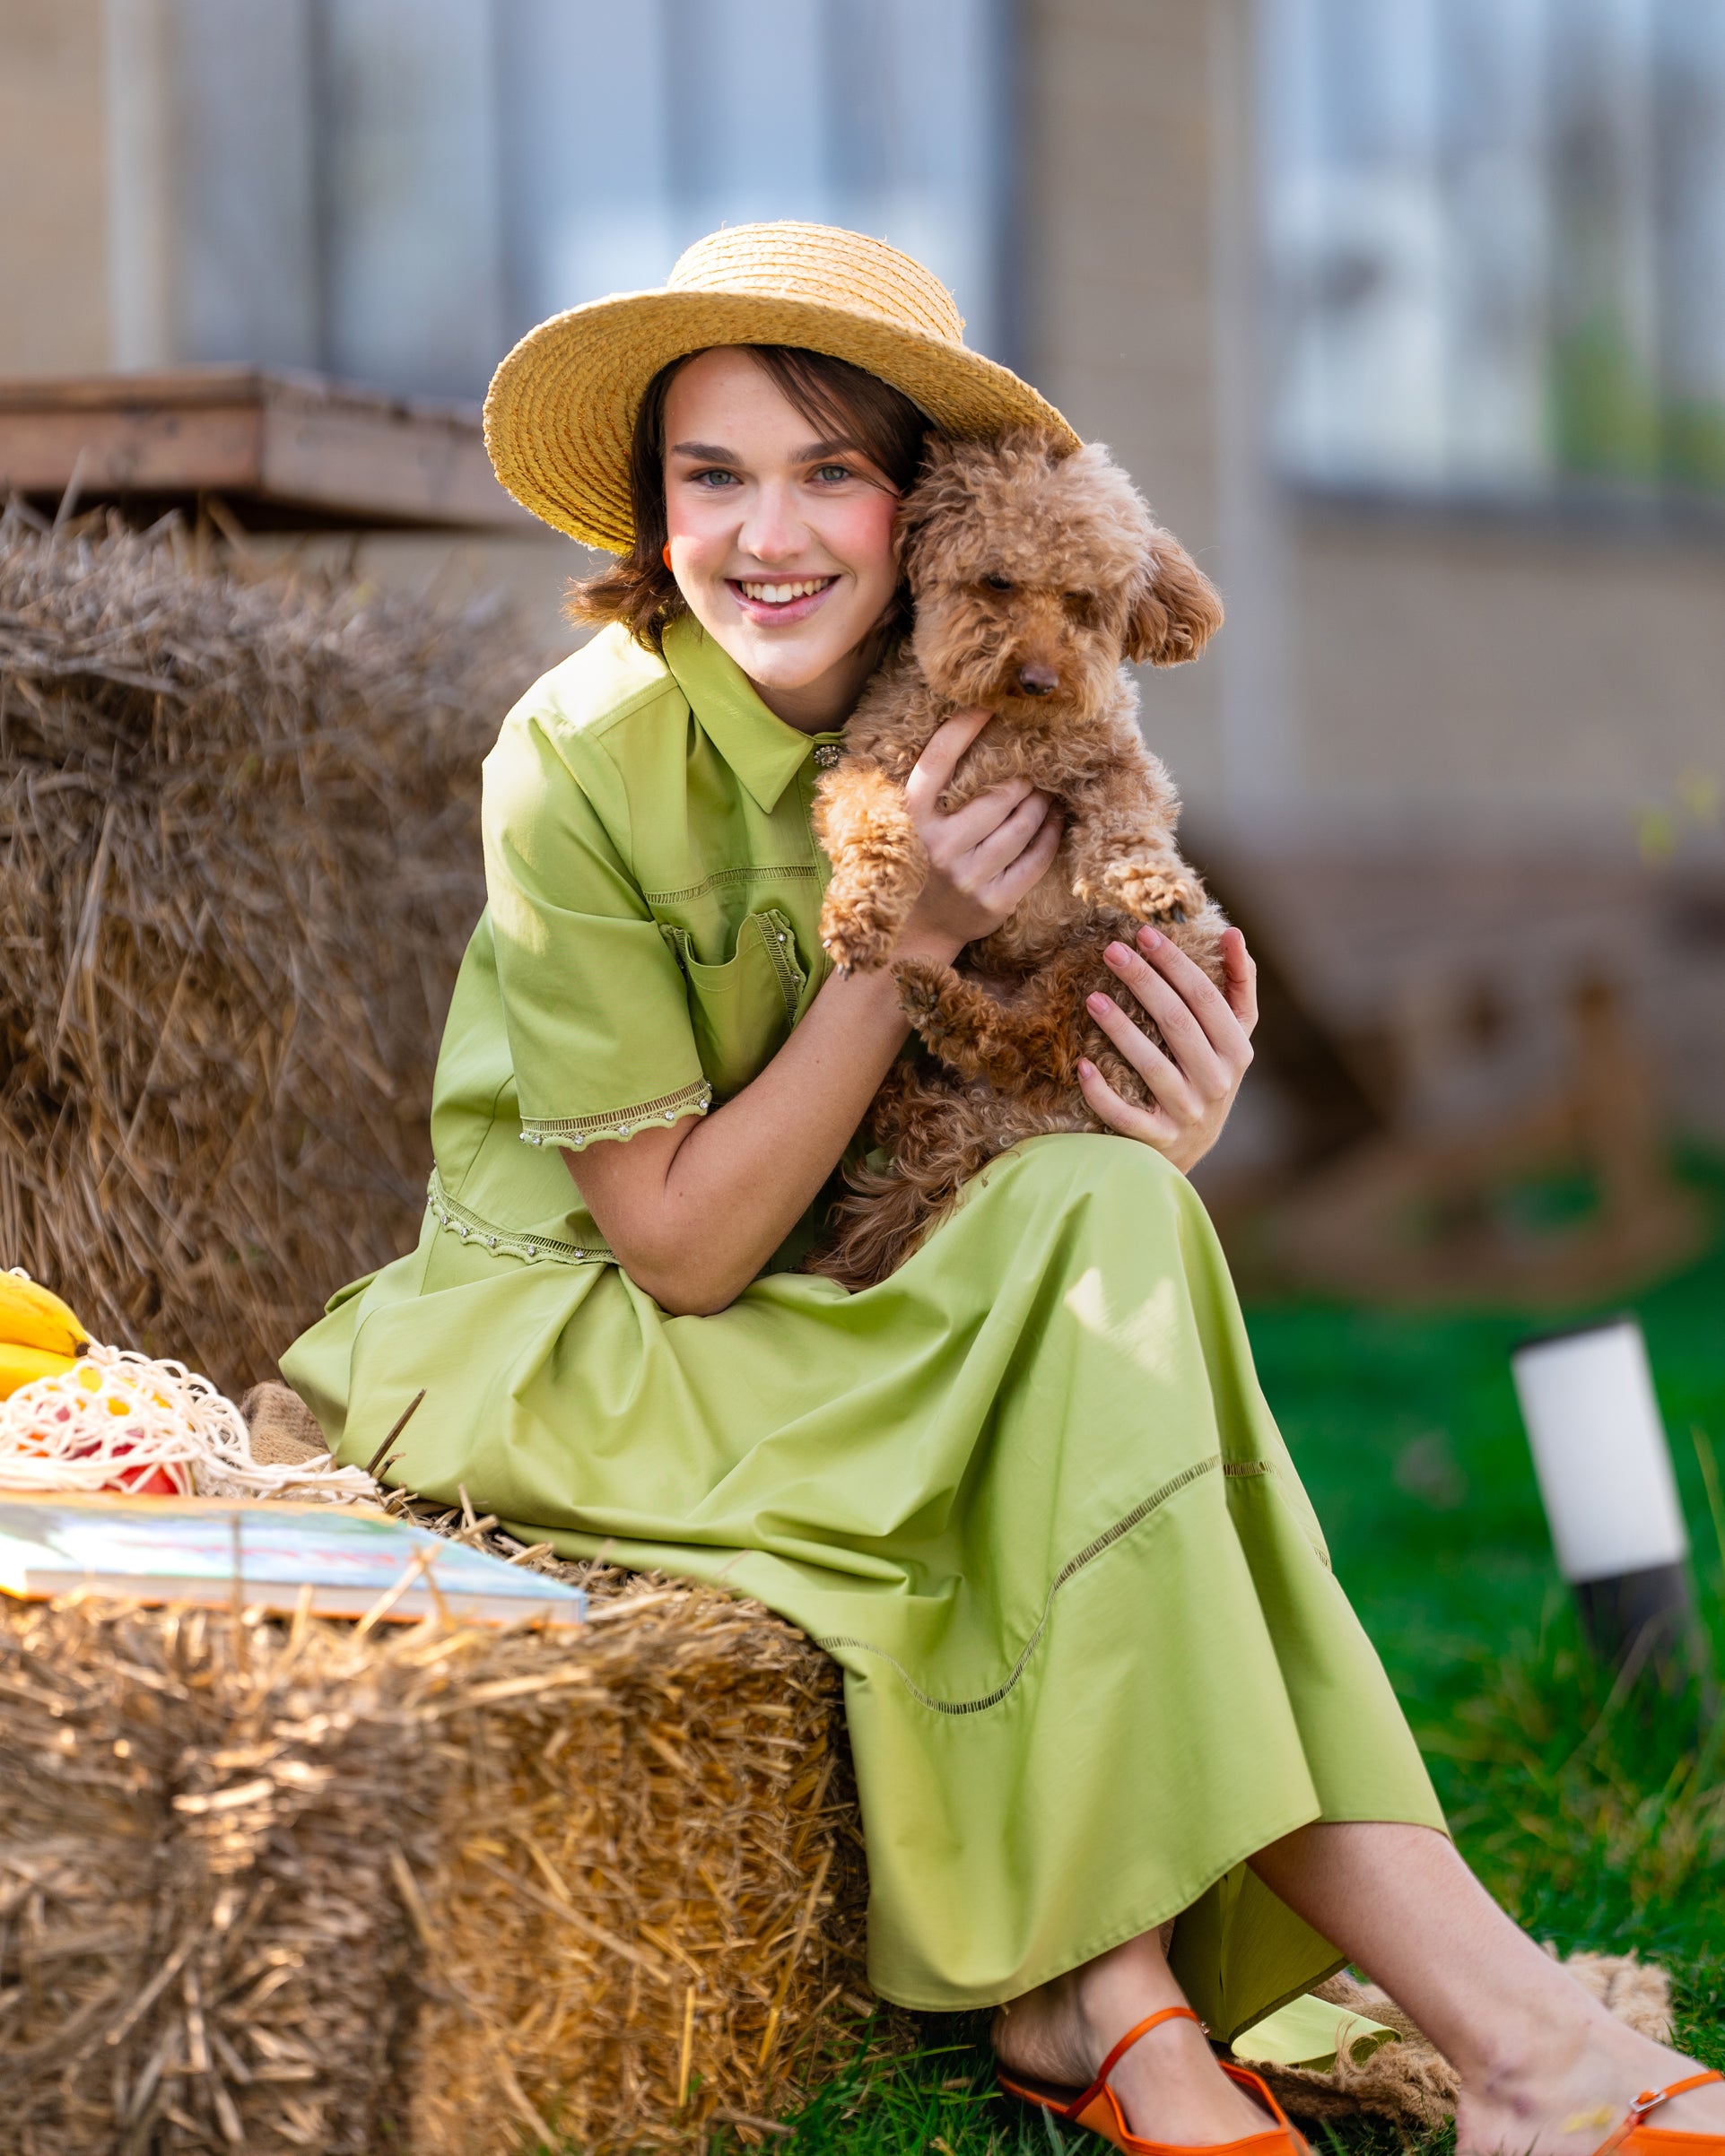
[808,429,1226,1289]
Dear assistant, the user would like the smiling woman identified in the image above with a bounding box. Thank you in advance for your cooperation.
[284,223,1725,2155]
[571,343,931,711]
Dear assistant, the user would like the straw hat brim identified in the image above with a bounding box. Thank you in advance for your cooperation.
[484,287,1079,554]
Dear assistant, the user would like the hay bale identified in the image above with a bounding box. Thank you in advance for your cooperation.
[404,1588,868,2155]
[0,504,534,1393]
[0,1595,431,2155]
[0,1581,868,2155]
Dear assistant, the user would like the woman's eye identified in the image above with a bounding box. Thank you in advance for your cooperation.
[983,574,1013,592]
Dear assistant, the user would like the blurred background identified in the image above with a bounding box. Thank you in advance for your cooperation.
[7,0,1723,1305]
[1,0,1722,2097]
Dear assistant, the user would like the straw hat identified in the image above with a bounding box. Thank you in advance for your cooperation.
[484,221,1079,553]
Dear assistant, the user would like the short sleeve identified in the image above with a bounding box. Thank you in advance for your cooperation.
[482,709,710,1150]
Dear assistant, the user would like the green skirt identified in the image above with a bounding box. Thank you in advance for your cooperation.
[283,1135,1442,2034]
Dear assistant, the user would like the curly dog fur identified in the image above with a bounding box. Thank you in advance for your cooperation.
[808,430,1227,1289]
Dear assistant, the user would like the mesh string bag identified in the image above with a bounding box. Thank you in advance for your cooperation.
[0,1340,375,1501]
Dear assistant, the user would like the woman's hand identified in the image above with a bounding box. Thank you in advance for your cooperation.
[1077,924,1259,1173]
[899,709,1062,957]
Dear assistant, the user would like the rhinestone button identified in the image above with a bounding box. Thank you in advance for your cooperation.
[814,743,841,769]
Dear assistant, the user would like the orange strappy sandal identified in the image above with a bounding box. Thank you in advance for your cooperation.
[997,2004,1309,2156]
[1594,2073,1725,2156]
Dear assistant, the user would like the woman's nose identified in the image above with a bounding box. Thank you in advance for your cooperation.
[737,483,806,564]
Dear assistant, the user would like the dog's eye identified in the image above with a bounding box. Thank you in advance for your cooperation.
[982,574,1014,592]
[1063,591,1098,622]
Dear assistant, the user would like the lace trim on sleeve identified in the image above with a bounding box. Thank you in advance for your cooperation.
[426,1171,614,1265]
[517,1078,714,1152]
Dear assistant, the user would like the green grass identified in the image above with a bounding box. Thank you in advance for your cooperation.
[775,1155,1725,2154]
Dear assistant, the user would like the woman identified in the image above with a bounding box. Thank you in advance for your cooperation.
[284,224,1722,2154]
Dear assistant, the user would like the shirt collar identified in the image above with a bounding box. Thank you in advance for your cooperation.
[660,614,829,814]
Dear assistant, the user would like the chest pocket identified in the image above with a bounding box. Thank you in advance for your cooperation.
[660,908,806,1102]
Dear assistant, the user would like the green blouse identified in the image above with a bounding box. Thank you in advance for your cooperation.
[426,616,844,1270]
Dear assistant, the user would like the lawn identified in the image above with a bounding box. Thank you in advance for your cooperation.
[780,1156,1725,2153]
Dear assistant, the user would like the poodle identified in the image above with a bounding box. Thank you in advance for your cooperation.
[807,429,1227,1289]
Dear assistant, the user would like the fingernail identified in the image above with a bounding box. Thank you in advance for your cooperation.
[1077,1057,1094,1078]
[1105,941,1131,966]
[1139,925,1163,948]
[1086,993,1111,1016]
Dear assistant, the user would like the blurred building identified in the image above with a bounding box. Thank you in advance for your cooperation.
[3,0,1722,1174]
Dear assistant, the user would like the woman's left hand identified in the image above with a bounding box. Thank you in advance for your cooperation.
[1077,925,1259,1173]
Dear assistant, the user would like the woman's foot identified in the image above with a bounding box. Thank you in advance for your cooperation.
[994,1934,1268,2146]
[1459,2008,1725,2156]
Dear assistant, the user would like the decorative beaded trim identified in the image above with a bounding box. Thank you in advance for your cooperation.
[756,908,805,1025]
[517,1079,713,1152]
[425,1170,614,1267]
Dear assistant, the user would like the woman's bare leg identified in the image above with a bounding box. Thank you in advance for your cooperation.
[1249,1821,1725,2154]
[996,1823,1725,2150]
[993,1923,1268,2142]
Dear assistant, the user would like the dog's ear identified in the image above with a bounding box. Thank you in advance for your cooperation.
[892,436,959,576]
[1123,532,1224,666]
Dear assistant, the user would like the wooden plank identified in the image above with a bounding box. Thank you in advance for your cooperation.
[258,392,521,526]
[0,368,532,529]
[0,366,277,414]
[0,404,266,494]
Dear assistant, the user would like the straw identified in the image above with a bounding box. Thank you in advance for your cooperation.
[0,1575,875,2154]
[0,503,536,1397]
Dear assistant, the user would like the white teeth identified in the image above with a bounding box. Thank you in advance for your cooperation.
[737,578,833,604]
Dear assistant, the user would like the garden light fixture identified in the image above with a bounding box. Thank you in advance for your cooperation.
[1511,1316,1702,1682]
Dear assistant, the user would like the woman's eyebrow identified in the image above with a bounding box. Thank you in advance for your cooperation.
[668,438,863,464]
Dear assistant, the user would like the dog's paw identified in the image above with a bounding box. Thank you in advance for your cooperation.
[1101,861,1205,924]
[820,909,899,975]
[893,956,948,1031]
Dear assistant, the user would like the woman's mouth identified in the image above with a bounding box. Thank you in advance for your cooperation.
[727,575,838,625]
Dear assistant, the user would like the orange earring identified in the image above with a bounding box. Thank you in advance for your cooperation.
[661,543,674,570]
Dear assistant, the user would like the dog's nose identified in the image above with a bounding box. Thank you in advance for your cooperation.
[1016,664,1059,696]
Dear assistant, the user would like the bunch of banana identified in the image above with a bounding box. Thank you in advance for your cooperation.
[0,1271,91,1397]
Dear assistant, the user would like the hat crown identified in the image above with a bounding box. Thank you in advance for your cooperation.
[666,222,966,346]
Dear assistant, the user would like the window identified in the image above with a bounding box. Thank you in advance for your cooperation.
[1263,0,1725,505]
[168,0,1015,404]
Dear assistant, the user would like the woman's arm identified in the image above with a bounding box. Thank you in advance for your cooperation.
[567,711,1061,1314]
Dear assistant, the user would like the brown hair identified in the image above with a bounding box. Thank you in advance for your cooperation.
[569,345,936,650]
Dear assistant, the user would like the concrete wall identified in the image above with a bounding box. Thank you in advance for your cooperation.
[1293,508,1725,836]
[1022,0,1296,828]
[0,0,110,373]
[1023,0,1228,807]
